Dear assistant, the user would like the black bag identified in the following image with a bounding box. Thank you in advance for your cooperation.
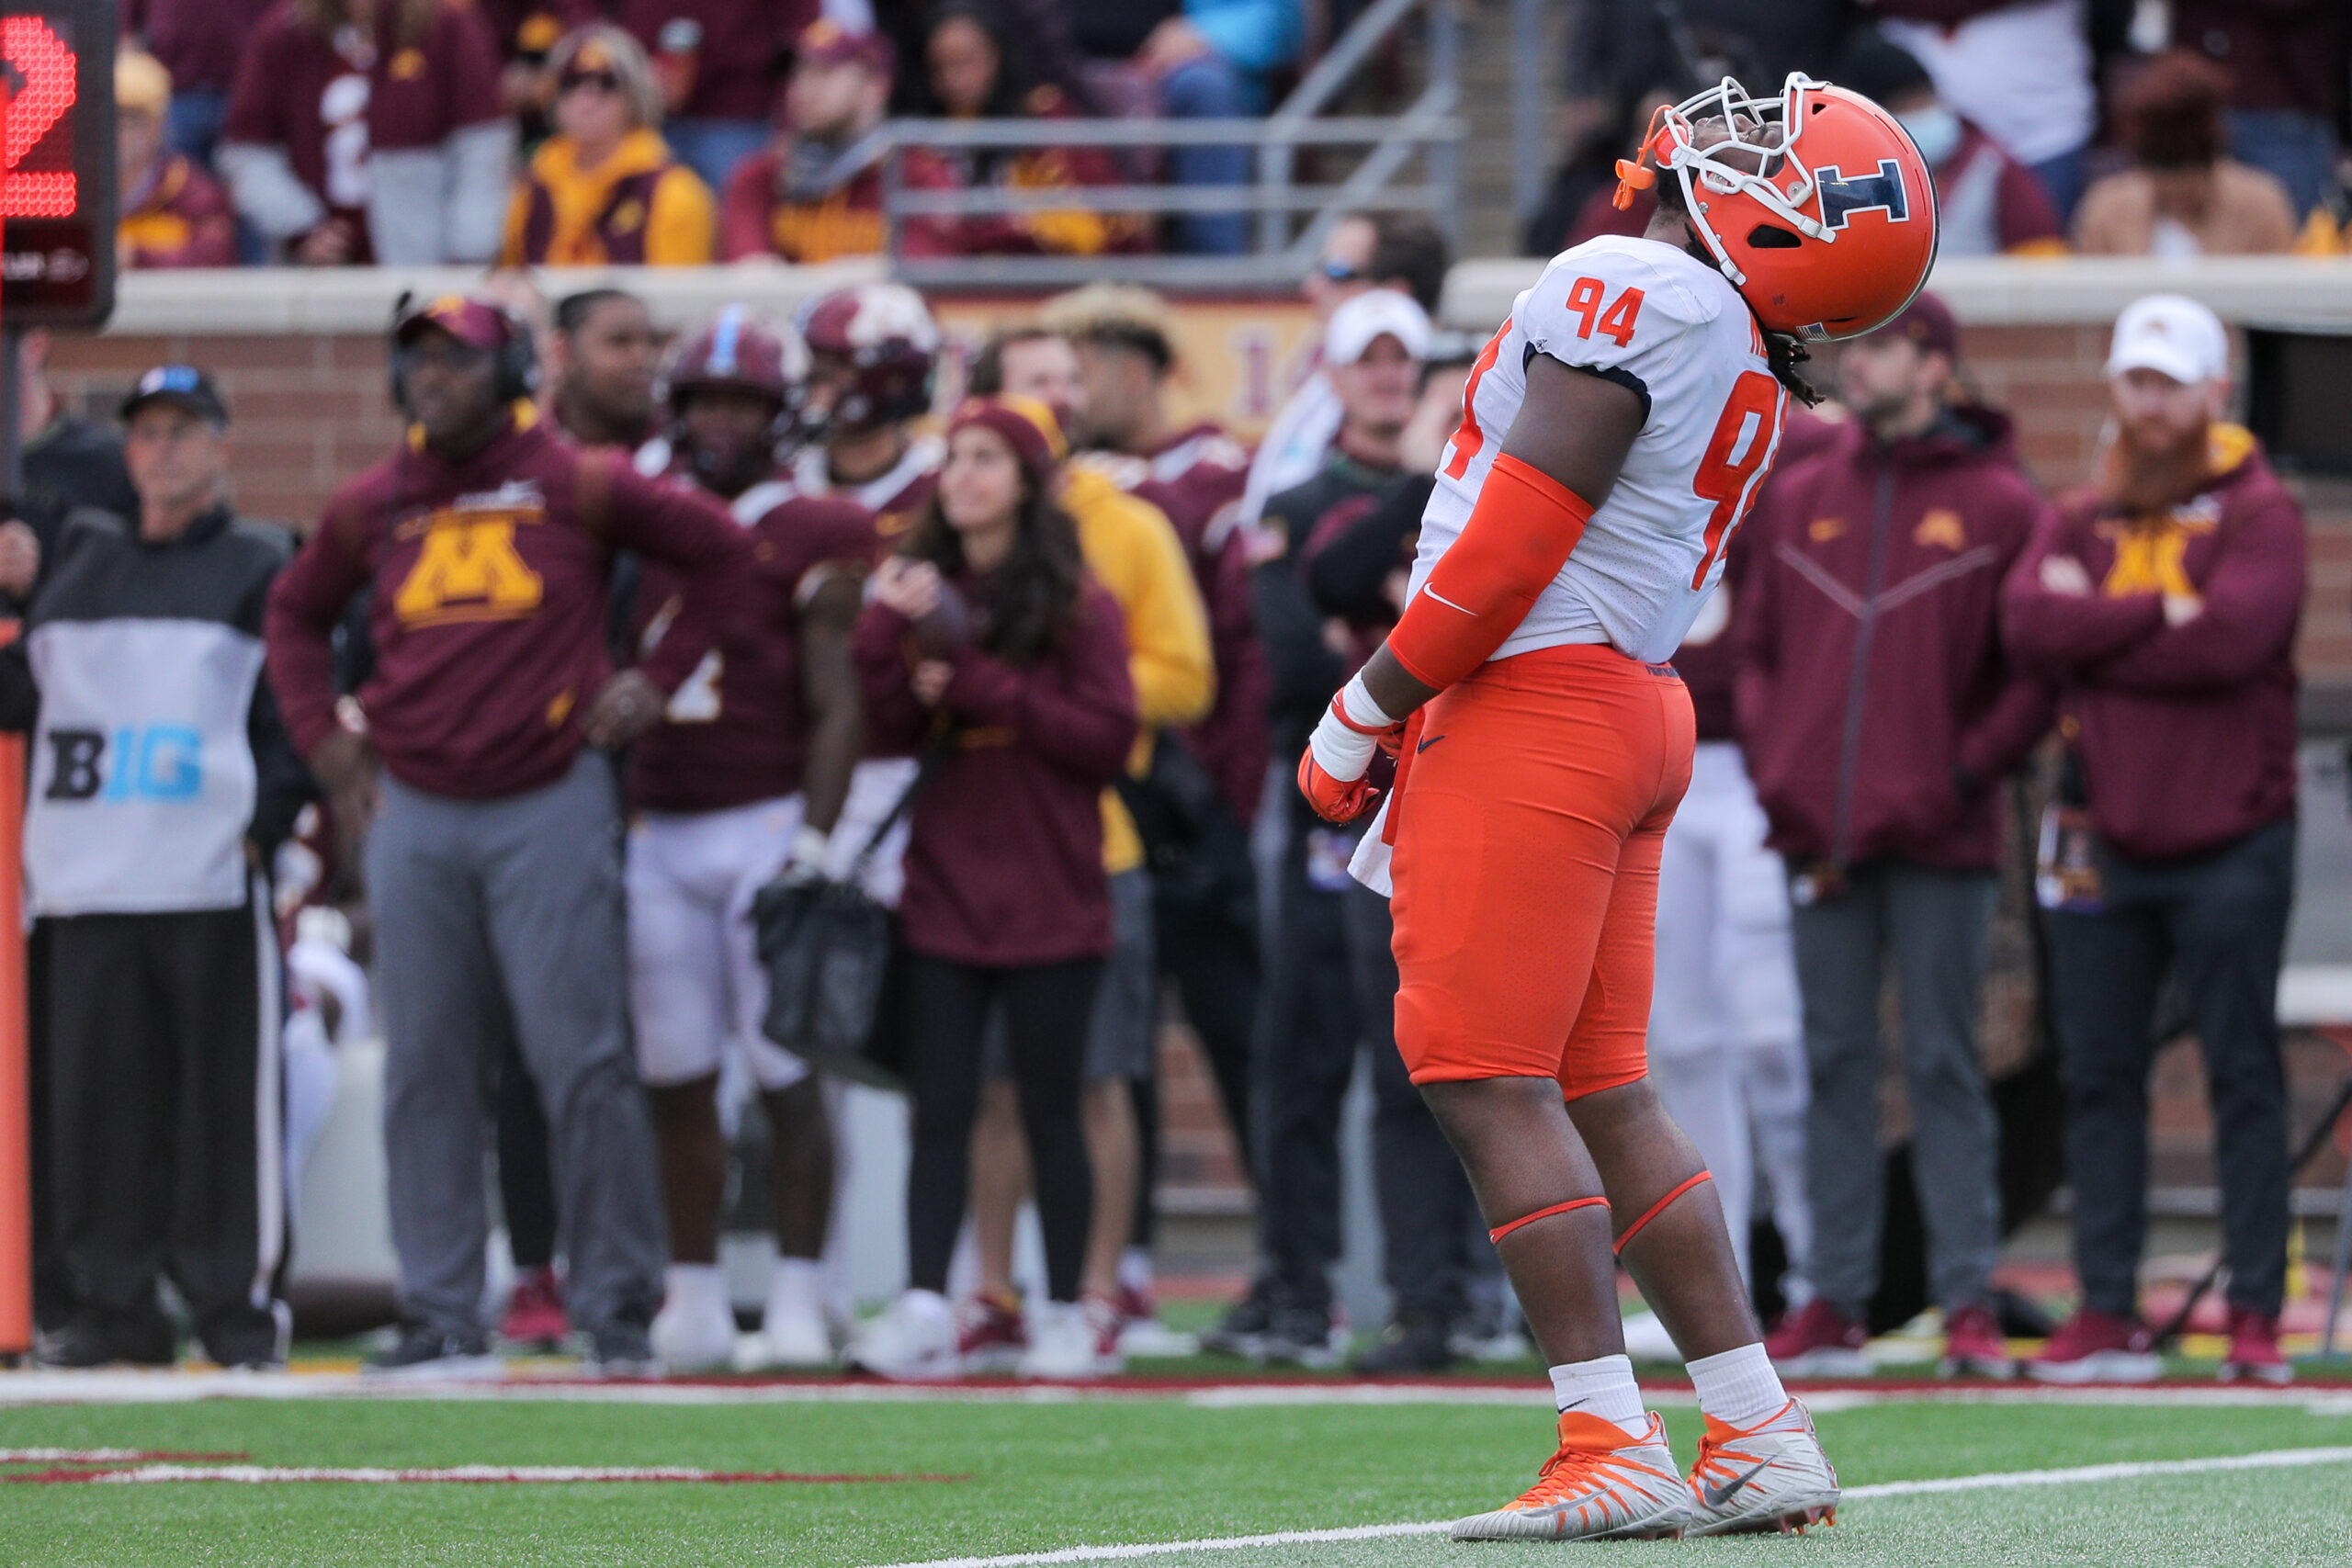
[752,740,949,1091]
[1114,732,1257,937]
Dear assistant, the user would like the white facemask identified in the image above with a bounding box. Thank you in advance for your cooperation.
[1897,105,1963,168]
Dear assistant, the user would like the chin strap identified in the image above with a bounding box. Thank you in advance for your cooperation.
[1487,1195,1610,1246]
[1611,1171,1713,1258]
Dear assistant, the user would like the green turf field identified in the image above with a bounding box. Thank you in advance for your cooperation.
[4,1389,2350,1567]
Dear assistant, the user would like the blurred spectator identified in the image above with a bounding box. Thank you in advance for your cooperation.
[1550,85,1677,252]
[616,0,813,192]
[789,282,947,520]
[118,51,237,270]
[1212,289,1430,1367]
[1878,1,2101,220]
[2003,296,2304,1387]
[2173,0,2346,221]
[1563,0,1850,133]
[1838,34,2065,257]
[548,287,663,451]
[963,327,1214,1369]
[1738,296,2054,1380]
[2073,50,2300,258]
[125,0,280,166]
[1075,0,1304,254]
[502,26,717,267]
[628,310,877,1375]
[843,396,1139,1382]
[4,367,309,1371]
[264,297,754,1374]
[1043,284,1265,1332]
[1238,211,1448,528]
[912,0,1148,256]
[478,0,597,119]
[874,0,1090,117]
[219,0,513,265]
[721,20,959,265]
[10,332,142,589]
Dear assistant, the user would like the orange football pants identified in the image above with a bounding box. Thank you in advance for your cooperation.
[1388,643,1695,1098]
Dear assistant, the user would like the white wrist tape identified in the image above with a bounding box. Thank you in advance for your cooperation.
[788,824,832,873]
[1306,672,1397,783]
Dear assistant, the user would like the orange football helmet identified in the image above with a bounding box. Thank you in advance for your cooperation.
[1614,73,1938,342]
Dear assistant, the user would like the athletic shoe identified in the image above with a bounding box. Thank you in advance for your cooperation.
[739,1298,832,1372]
[1017,1297,1124,1381]
[2027,1308,2161,1384]
[587,1320,663,1379]
[500,1265,569,1350]
[1450,1304,1533,1365]
[1763,1300,1871,1377]
[364,1324,503,1380]
[34,1305,176,1370]
[846,1291,960,1382]
[1939,1303,2017,1380]
[1683,1397,1840,1537]
[2219,1307,2291,1386]
[1200,1278,1276,1359]
[1110,1282,1198,1358]
[1350,1309,1456,1375]
[199,1301,292,1371]
[1450,1411,1690,1541]
[1257,1303,1344,1370]
[955,1290,1028,1374]
[650,1284,738,1374]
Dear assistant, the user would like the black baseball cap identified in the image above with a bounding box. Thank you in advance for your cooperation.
[121,364,230,426]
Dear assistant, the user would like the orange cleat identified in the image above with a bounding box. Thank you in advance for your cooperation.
[1450,1411,1689,1541]
[1684,1397,1841,1537]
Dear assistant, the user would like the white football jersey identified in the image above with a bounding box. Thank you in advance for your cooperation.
[1410,236,1788,665]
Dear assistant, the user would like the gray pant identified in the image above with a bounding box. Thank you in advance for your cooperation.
[368,755,666,1337]
[1791,860,2001,1316]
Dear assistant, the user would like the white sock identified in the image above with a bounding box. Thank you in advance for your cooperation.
[1687,1342,1788,1430]
[663,1262,727,1318]
[1117,1247,1154,1295]
[768,1258,820,1316]
[1547,1354,1649,1440]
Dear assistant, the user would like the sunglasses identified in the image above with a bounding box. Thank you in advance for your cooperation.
[560,69,622,95]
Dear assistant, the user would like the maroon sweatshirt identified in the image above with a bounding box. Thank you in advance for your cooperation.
[2001,432,2303,862]
[128,0,282,95]
[266,412,754,800]
[628,484,876,814]
[1736,406,2056,871]
[854,578,1138,967]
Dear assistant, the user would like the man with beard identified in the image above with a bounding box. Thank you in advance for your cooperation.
[2004,295,2304,1387]
[1738,294,2054,1382]
[629,308,876,1372]
[551,288,665,455]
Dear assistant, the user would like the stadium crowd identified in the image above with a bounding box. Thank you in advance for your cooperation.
[6,0,2340,1386]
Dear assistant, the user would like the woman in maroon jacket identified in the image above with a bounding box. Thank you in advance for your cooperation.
[843,396,1138,1382]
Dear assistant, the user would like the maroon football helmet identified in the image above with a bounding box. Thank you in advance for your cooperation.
[661,304,808,494]
[794,282,941,437]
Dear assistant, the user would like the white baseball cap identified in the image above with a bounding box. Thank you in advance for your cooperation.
[1326,288,1431,367]
[2105,294,2230,386]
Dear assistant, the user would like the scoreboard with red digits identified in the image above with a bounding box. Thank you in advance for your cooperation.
[0,0,114,327]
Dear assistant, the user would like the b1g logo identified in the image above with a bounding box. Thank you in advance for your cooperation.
[43,726,205,802]
[1816,160,1910,231]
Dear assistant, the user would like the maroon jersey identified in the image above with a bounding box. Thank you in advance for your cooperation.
[223,0,505,254]
[128,0,282,94]
[628,476,878,813]
[1076,424,1269,825]
[616,0,813,121]
[788,432,943,550]
[266,411,755,800]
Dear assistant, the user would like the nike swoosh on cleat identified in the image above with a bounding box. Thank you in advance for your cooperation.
[1703,1460,1771,1508]
[1417,733,1446,752]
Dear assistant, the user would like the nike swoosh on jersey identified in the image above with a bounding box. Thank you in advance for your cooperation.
[1417,733,1446,753]
[1423,588,1474,615]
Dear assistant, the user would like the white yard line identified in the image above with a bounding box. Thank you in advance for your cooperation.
[860,1447,2352,1568]
[11,1463,954,1485]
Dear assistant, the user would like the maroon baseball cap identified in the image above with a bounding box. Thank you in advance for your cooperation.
[795,18,894,79]
[948,395,1065,487]
[393,294,518,355]
[1871,290,1959,358]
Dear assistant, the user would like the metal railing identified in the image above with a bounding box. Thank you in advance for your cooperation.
[815,0,1462,292]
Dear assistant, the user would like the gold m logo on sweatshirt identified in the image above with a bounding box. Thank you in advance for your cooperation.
[392,508,546,626]
[2101,523,2199,599]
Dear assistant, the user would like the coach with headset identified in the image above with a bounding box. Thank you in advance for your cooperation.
[265,296,755,1375]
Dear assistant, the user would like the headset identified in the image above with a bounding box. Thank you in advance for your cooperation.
[387,290,542,414]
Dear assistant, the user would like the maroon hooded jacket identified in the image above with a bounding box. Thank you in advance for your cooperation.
[854,578,1138,967]
[1736,406,2056,871]
[2001,428,2303,863]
